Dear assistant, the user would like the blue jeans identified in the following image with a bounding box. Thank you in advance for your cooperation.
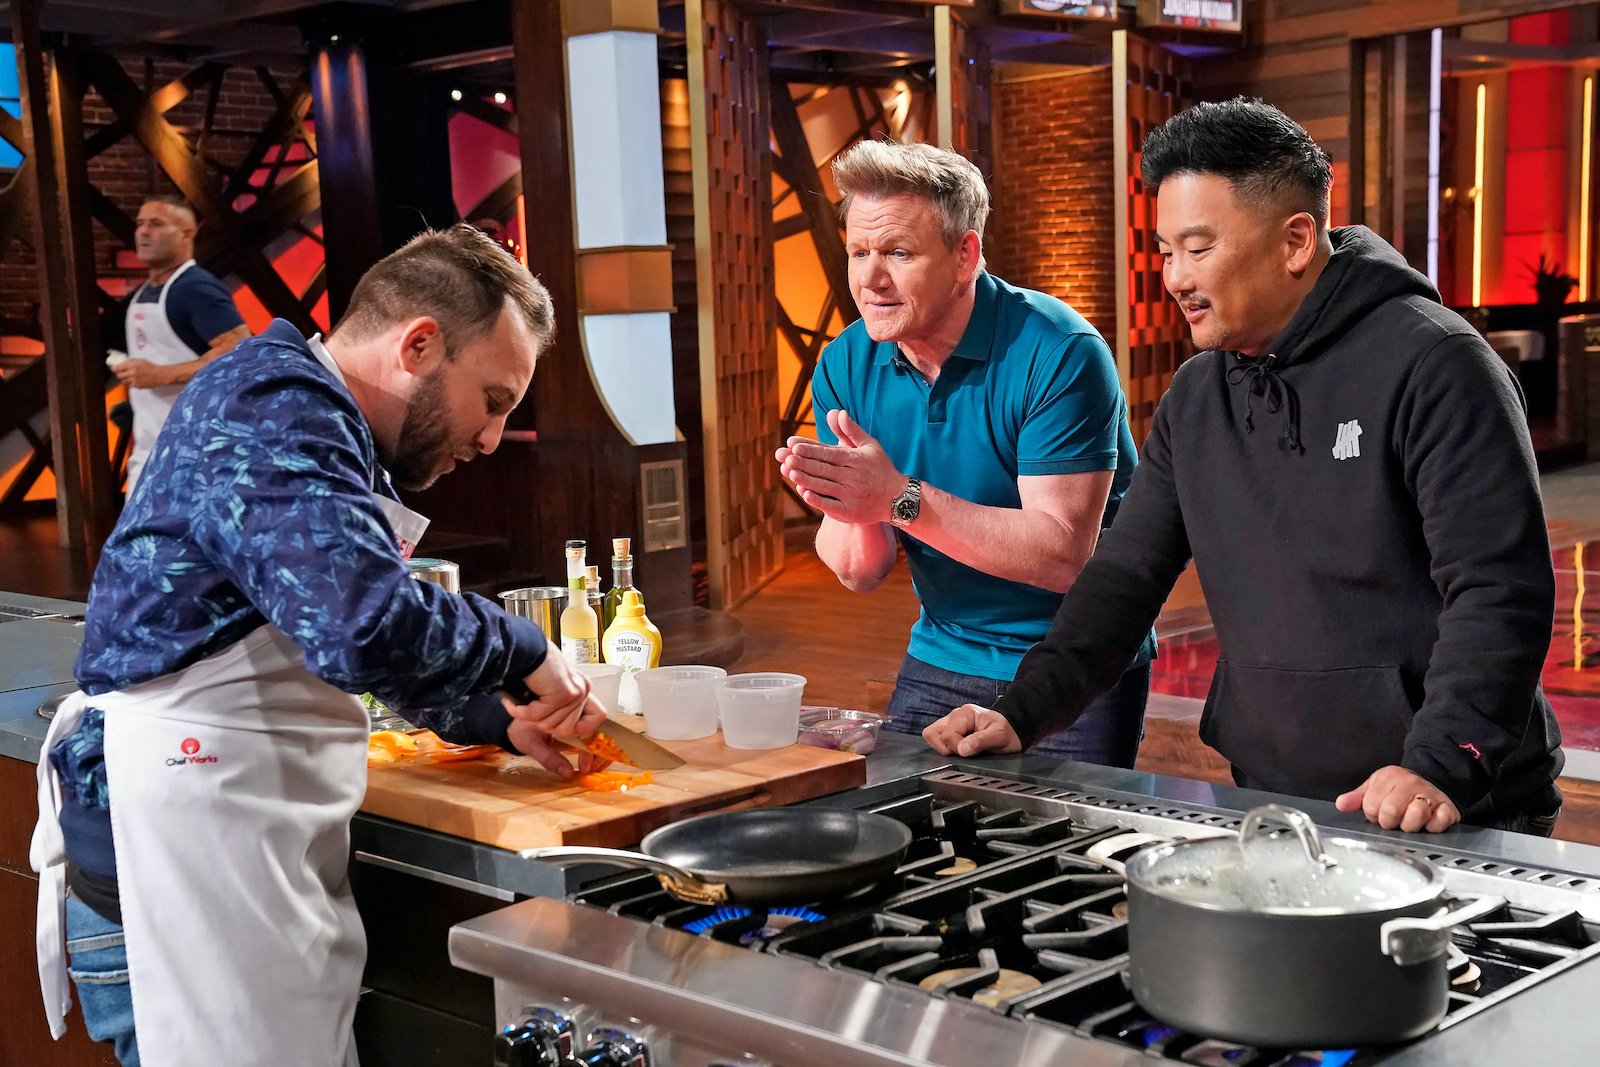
[65,894,140,1066]
[886,654,1151,767]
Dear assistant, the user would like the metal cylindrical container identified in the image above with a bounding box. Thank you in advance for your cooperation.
[498,586,568,645]
[408,557,461,594]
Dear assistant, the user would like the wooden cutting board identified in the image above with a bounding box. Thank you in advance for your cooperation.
[360,722,867,850]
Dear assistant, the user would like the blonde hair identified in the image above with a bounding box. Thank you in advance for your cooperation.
[831,140,991,247]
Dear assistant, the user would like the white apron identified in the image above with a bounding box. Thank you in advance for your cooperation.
[34,338,431,1066]
[124,259,199,490]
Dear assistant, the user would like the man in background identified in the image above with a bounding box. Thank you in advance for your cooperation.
[113,195,250,489]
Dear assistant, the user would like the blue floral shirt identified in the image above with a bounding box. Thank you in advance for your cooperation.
[54,321,546,870]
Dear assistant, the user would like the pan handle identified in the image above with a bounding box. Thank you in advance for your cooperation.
[520,846,730,906]
[1083,832,1171,875]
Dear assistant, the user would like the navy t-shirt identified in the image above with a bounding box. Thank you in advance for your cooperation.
[130,263,245,356]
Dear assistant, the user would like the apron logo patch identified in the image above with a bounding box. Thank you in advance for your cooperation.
[168,737,219,767]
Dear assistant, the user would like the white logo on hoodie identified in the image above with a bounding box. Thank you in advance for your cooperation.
[1332,419,1363,461]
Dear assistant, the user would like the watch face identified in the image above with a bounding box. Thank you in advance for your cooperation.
[893,497,918,522]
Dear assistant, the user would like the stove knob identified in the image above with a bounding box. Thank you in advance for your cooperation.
[497,1005,579,1066]
[576,1025,651,1067]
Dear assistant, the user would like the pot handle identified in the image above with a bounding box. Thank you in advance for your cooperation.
[1380,894,1506,966]
[520,846,730,906]
[1240,804,1338,870]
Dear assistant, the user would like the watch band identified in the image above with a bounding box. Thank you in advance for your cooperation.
[890,477,922,528]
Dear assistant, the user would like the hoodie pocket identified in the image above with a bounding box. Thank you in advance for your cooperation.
[1199,662,1414,800]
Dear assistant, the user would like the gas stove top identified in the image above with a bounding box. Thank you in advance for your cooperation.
[454,770,1600,1067]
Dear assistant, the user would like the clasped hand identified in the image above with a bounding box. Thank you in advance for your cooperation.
[775,409,903,524]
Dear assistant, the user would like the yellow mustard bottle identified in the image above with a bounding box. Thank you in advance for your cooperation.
[602,590,662,674]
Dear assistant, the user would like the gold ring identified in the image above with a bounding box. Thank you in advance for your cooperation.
[1413,794,1435,808]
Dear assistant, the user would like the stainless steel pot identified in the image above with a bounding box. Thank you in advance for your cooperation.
[1117,805,1503,1048]
[497,586,567,644]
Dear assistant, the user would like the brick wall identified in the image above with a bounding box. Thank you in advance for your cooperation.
[1,55,305,327]
[988,67,1117,341]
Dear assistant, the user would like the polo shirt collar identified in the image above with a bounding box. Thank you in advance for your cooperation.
[873,271,999,366]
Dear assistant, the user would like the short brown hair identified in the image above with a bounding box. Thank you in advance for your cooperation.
[331,223,555,356]
[141,194,197,226]
[831,139,990,246]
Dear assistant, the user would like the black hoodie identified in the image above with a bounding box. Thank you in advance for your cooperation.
[997,227,1563,821]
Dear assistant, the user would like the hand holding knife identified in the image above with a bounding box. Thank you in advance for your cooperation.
[500,658,684,773]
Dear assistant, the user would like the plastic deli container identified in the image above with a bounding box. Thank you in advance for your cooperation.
[798,708,884,755]
[714,673,807,749]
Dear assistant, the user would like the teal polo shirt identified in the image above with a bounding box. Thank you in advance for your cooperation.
[811,271,1156,681]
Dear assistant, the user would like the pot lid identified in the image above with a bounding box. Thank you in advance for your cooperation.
[1127,805,1439,914]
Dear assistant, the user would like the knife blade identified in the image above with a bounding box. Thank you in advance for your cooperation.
[500,678,686,771]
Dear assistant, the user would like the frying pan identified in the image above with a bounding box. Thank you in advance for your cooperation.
[522,808,913,906]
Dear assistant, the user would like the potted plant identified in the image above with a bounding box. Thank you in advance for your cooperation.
[1529,253,1578,307]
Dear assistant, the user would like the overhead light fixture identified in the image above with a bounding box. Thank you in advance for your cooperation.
[451,88,463,102]
[494,91,508,105]
[1472,82,1487,308]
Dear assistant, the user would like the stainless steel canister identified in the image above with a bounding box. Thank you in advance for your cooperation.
[498,586,568,645]
[408,557,461,594]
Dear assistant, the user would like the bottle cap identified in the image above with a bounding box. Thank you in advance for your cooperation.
[586,565,600,588]
[617,590,646,617]
[613,537,632,559]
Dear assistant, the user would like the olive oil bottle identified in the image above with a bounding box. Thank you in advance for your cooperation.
[602,538,638,630]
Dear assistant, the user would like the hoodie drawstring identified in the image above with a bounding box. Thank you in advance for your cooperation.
[1226,355,1304,453]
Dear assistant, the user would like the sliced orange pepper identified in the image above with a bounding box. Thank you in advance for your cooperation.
[575,770,654,792]
[581,732,630,764]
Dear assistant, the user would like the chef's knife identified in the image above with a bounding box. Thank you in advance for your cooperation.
[501,678,685,771]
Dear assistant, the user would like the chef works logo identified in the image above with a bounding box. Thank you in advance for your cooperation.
[167,737,220,768]
[1331,419,1363,461]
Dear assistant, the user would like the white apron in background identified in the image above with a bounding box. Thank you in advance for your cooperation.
[124,259,200,490]
[33,336,432,1065]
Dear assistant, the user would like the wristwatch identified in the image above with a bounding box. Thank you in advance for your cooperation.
[889,477,922,528]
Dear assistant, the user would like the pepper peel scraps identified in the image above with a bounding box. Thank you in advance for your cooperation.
[367,729,498,766]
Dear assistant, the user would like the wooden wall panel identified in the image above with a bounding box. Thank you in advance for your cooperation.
[688,0,783,610]
[1116,35,1195,443]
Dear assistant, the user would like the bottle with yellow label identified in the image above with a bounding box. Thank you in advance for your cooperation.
[603,590,662,712]
[560,541,600,664]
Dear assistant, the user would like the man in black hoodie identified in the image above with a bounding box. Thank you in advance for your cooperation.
[923,98,1564,835]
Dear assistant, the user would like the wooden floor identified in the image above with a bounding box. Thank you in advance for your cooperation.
[0,512,97,601]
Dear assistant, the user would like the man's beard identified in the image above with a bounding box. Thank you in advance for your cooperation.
[387,369,455,492]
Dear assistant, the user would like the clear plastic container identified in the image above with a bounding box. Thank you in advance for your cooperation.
[575,662,624,714]
[715,673,807,749]
[634,665,727,740]
[798,708,884,755]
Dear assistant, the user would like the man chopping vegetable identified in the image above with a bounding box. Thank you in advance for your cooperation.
[32,224,605,1066]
